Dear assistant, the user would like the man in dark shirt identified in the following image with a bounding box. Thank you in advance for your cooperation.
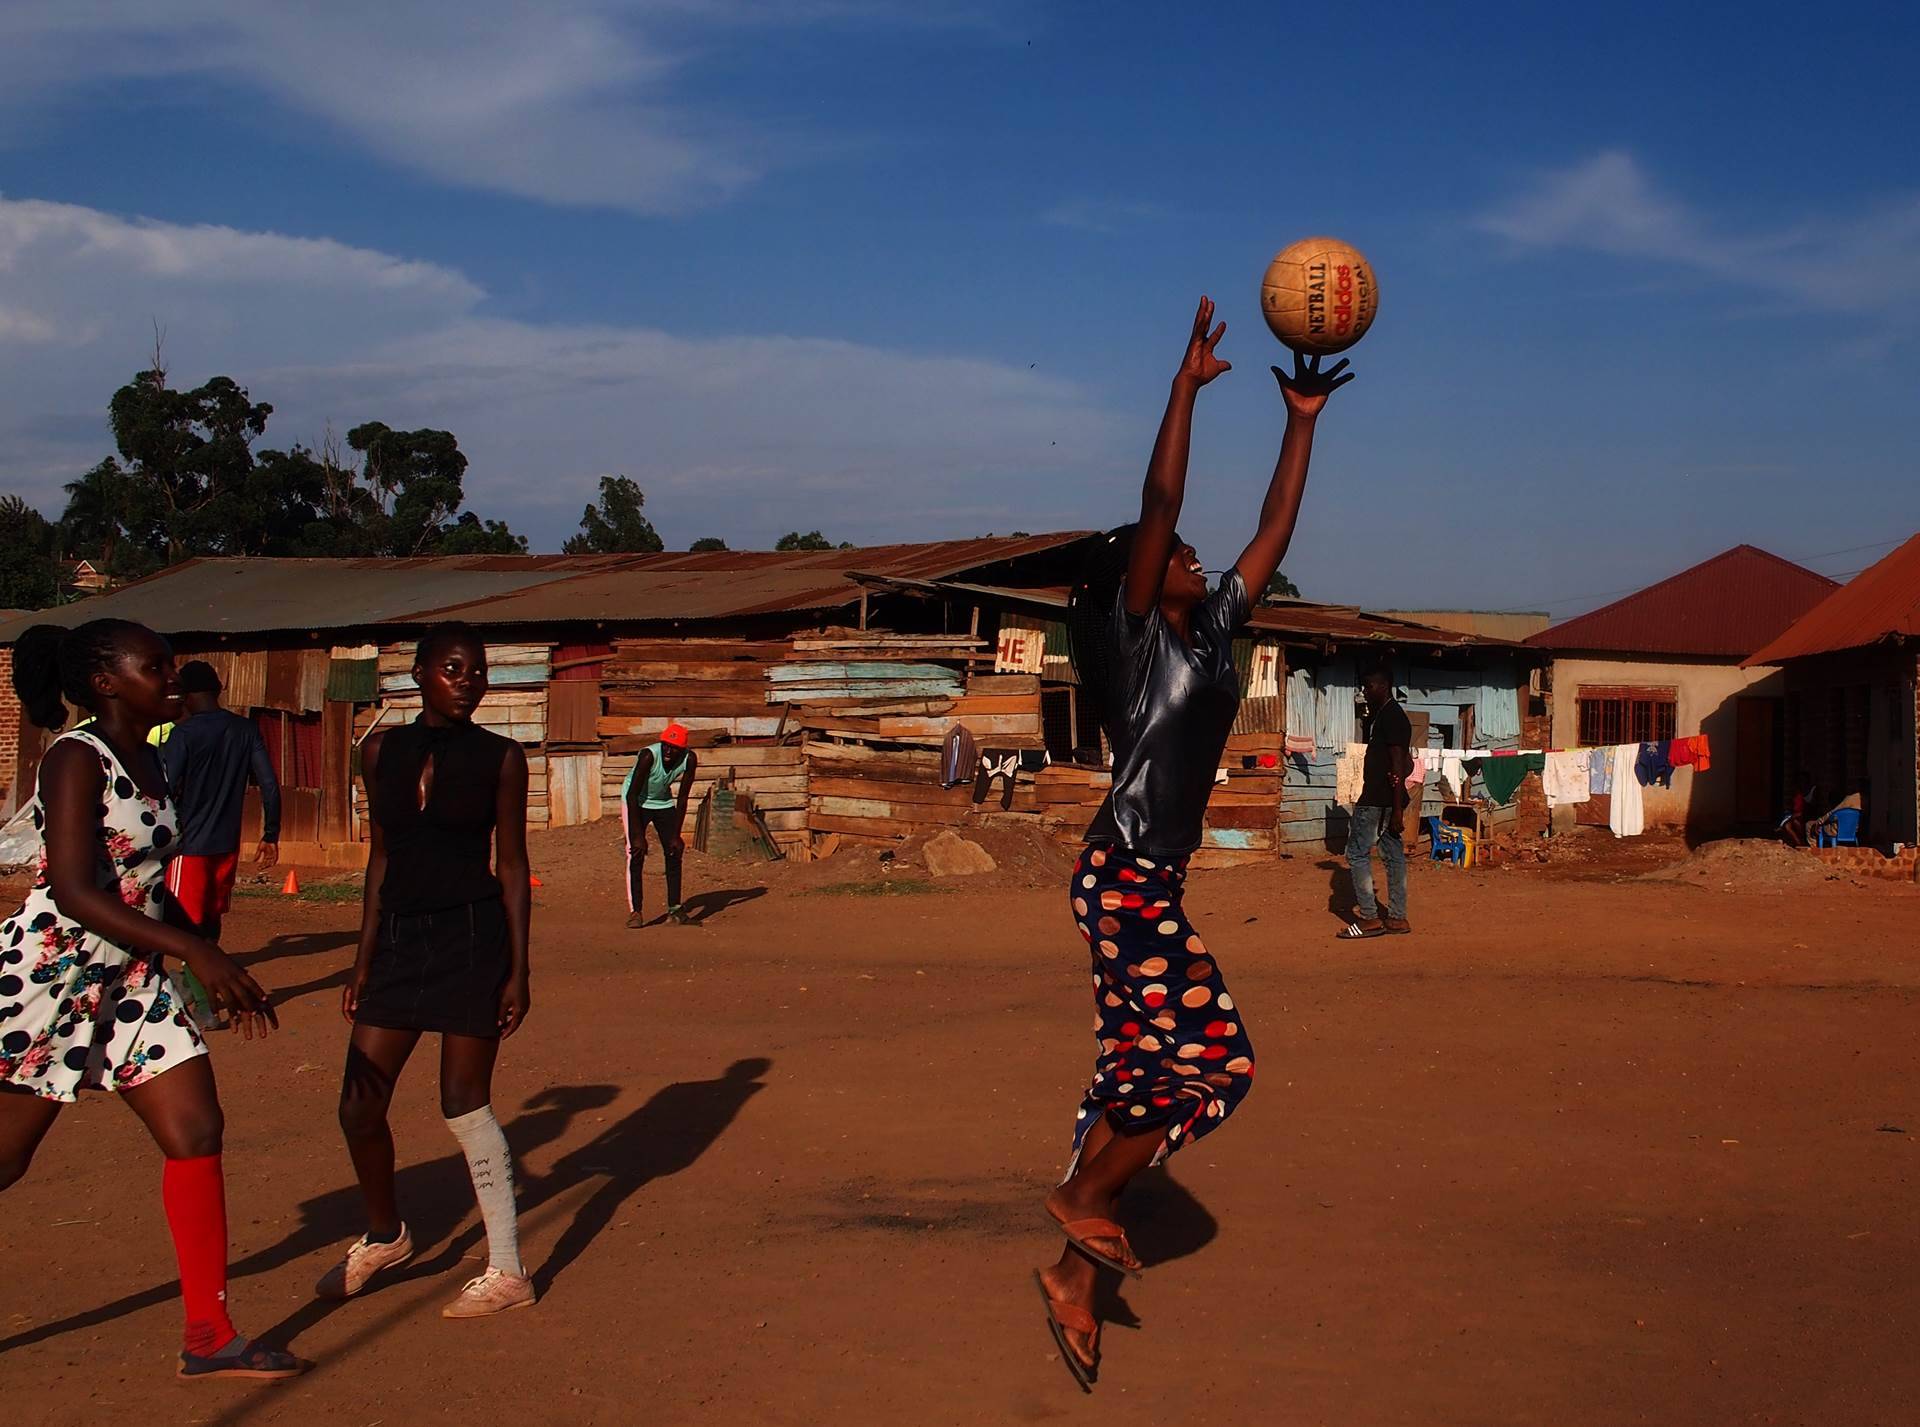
[160,660,281,945]
[1343,667,1412,937]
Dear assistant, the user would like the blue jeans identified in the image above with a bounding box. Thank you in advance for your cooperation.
[1347,803,1407,922]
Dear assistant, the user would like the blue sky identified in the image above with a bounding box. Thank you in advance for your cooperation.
[1,0,1915,613]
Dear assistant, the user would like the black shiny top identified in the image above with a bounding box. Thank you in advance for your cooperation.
[371,716,510,915]
[1085,570,1250,856]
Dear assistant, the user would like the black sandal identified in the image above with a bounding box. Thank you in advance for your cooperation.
[176,1338,312,1381]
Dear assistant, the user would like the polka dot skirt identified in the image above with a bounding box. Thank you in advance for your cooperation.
[0,730,206,1103]
[1068,844,1254,1165]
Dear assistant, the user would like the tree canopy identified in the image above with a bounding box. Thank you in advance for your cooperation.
[563,475,663,555]
[775,530,854,551]
[1264,570,1302,601]
[42,365,527,580]
[0,495,62,609]
[689,536,729,552]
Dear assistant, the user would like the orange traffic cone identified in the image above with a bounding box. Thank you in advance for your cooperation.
[282,868,300,896]
[529,874,544,888]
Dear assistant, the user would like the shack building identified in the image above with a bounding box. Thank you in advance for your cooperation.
[1743,531,1920,851]
[0,537,1535,866]
[1527,546,1838,837]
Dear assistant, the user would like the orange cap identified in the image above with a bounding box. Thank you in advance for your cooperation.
[661,721,690,748]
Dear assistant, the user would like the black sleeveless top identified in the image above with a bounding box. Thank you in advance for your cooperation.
[1085,570,1250,857]
[371,716,511,915]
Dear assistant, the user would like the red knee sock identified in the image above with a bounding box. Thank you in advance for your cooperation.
[161,1154,236,1356]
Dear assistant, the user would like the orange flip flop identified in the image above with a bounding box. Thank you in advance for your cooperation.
[1047,1212,1144,1279]
[1032,1271,1096,1392]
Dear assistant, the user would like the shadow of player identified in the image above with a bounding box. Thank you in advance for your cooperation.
[519,1055,772,1295]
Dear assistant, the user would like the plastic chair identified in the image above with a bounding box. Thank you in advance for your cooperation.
[1427,816,1466,867]
[1817,808,1862,848]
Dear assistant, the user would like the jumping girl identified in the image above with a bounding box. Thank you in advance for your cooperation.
[320,622,535,1318]
[1036,299,1352,1388]
[0,620,303,1381]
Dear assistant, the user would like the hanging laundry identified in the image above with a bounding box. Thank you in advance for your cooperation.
[1405,749,1430,791]
[1635,741,1674,789]
[1283,732,1315,756]
[1668,737,1696,768]
[1609,743,1644,836]
[1689,733,1711,772]
[1440,749,1471,800]
[1335,741,1366,807]
[1315,660,1358,750]
[1587,745,1613,796]
[1285,667,1316,747]
[1542,749,1592,807]
[1474,660,1522,741]
[1477,751,1544,807]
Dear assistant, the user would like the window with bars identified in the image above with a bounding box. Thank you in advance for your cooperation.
[1576,686,1677,746]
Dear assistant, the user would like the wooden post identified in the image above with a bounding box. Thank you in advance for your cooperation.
[858,593,868,631]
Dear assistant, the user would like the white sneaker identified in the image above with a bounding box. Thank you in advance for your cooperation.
[442,1267,536,1319]
[314,1225,414,1299]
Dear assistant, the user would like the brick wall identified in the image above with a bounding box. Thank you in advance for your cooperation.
[1811,844,1920,882]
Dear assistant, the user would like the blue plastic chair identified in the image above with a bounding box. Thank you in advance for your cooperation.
[1817,807,1862,848]
[1426,815,1465,866]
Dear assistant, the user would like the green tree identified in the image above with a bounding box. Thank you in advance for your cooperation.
[563,475,663,555]
[106,368,272,560]
[775,530,834,551]
[58,458,145,576]
[1264,570,1301,601]
[438,512,529,555]
[348,422,474,556]
[689,536,729,552]
[0,495,62,609]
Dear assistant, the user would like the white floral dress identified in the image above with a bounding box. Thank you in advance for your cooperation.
[0,729,206,1102]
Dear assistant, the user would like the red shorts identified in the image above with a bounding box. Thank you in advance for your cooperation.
[166,852,240,928]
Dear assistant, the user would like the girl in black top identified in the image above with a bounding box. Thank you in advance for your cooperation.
[319,623,536,1319]
[1035,299,1352,1388]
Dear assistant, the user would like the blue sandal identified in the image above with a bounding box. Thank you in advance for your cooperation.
[176,1338,312,1381]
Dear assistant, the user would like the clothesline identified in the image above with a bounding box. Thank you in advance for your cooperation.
[1332,734,1713,841]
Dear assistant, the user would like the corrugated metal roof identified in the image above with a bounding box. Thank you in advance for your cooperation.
[1526,546,1837,659]
[1744,532,1920,665]
[0,534,1096,642]
[1377,610,1551,641]
[857,575,1529,650]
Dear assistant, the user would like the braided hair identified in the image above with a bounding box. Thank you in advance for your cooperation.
[9,619,152,732]
[1066,524,1184,747]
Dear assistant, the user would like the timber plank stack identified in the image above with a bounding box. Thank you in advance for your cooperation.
[598,638,787,744]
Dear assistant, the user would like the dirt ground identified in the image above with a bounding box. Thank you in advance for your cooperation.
[2,823,1918,1427]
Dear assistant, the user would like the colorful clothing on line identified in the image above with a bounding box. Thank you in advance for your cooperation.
[1588,746,1613,796]
[1609,743,1645,836]
[0,729,206,1102]
[1542,749,1591,807]
[1476,751,1544,807]
[1067,845,1254,1168]
[1634,741,1674,789]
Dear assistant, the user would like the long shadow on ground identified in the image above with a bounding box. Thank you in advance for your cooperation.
[5,1057,772,1377]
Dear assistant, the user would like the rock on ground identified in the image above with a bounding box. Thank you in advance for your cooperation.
[922,829,997,877]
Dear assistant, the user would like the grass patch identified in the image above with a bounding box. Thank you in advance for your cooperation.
[801,878,945,898]
[233,881,363,905]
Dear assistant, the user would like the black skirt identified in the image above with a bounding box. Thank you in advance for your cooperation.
[354,897,510,1039]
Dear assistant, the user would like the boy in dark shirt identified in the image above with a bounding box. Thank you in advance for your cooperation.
[1343,666,1411,937]
[160,660,281,947]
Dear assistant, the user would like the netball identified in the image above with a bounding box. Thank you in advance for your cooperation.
[1260,237,1380,354]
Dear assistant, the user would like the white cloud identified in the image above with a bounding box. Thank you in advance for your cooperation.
[1040,198,1168,235]
[1477,150,1920,312]
[0,195,1119,547]
[0,1,998,214]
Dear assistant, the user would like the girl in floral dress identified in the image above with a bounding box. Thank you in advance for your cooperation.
[0,619,306,1381]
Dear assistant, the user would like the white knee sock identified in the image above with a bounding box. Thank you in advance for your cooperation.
[446,1105,522,1277]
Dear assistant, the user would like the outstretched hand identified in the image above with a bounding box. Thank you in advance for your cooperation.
[1271,349,1355,419]
[1177,296,1232,388]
